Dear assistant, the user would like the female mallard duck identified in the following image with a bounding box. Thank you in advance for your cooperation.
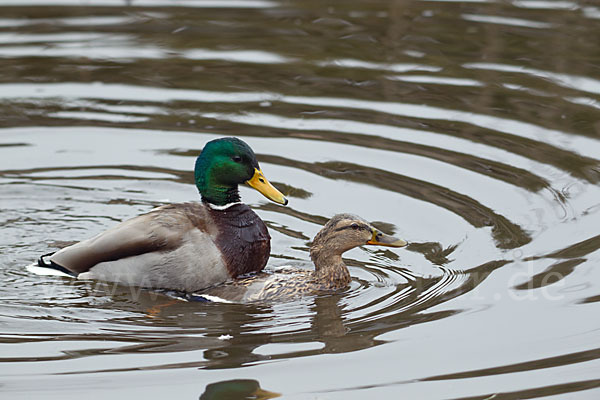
[34,137,288,292]
[199,214,407,302]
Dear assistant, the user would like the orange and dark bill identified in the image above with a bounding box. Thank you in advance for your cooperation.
[246,168,288,205]
[366,229,408,247]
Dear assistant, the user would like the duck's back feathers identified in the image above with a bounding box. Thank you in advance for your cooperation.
[202,268,332,303]
[49,207,189,274]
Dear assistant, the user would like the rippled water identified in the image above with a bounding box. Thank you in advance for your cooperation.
[1,0,600,398]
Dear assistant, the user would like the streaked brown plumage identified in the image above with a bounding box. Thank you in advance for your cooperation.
[201,214,407,302]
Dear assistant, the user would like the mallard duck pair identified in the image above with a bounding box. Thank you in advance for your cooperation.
[34,137,407,301]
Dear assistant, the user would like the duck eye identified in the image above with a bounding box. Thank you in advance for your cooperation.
[351,223,360,230]
[232,155,242,163]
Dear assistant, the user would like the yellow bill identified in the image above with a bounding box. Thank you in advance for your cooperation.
[366,229,408,247]
[246,168,288,205]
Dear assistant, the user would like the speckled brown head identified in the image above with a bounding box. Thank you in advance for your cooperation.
[310,214,407,286]
[311,214,407,256]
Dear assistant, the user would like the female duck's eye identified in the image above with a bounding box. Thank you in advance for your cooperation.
[232,155,242,163]
[351,223,359,230]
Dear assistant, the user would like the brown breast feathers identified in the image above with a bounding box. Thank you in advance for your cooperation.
[209,204,271,277]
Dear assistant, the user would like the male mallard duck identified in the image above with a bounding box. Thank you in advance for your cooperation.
[200,214,407,302]
[34,137,288,292]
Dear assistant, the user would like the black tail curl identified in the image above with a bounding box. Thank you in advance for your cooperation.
[37,253,77,277]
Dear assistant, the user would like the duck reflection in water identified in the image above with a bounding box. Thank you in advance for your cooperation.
[200,379,280,400]
[201,213,407,303]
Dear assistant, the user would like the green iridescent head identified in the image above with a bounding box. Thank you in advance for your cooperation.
[194,137,288,206]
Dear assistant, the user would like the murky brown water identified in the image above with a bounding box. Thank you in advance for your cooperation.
[1,0,600,398]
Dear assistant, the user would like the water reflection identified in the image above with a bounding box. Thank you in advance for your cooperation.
[200,379,280,400]
[0,0,276,7]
